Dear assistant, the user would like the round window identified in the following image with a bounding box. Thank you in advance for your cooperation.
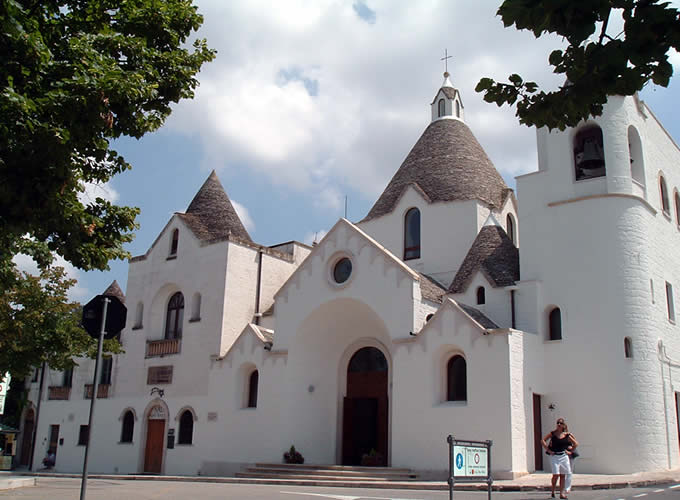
[333,257,352,284]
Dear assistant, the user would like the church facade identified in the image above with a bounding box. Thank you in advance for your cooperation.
[19,74,680,478]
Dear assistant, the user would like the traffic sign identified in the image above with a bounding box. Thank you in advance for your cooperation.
[82,295,127,339]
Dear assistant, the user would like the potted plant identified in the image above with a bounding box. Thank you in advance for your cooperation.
[360,449,383,467]
[283,445,305,464]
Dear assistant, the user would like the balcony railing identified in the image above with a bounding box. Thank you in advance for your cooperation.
[84,384,110,399]
[146,338,181,358]
[47,386,71,400]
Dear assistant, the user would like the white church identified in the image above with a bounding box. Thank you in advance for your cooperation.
[17,72,680,479]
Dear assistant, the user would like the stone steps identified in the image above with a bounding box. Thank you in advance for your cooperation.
[236,463,419,483]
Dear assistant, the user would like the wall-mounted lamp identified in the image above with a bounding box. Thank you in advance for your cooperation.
[150,387,165,398]
[263,341,273,351]
[548,403,556,411]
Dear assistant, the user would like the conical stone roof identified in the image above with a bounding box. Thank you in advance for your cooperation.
[362,119,508,222]
[178,171,252,243]
[103,280,125,303]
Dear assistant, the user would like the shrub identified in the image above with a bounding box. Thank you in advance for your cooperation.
[283,445,304,464]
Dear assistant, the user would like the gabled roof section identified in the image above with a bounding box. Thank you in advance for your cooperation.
[362,119,508,222]
[449,225,519,293]
[103,280,125,303]
[178,170,252,243]
[419,273,446,303]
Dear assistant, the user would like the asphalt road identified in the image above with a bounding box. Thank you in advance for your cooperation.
[1,478,679,500]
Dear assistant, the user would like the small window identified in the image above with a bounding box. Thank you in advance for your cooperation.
[455,100,460,118]
[506,214,515,245]
[660,176,670,214]
[333,258,352,284]
[32,368,39,383]
[120,411,134,443]
[666,282,675,321]
[675,192,680,225]
[574,126,606,181]
[476,286,486,305]
[624,337,633,359]
[191,293,201,321]
[446,355,467,402]
[147,366,173,385]
[170,228,179,256]
[628,126,645,186]
[247,370,259,408]
[62,368,73,388]
[404,208,421,260]
[78,425,89,446]
[548,307,562,341]
[426,313,434,322]
[100,357,112,385]
[177,410,194,445]
[134,302,143,329]
[165,292,184,339]
[438,99,445,117]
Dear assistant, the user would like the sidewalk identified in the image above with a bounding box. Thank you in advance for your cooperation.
[1,469,679,492]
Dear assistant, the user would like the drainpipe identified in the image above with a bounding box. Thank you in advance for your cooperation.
[28,362,46,471]
[254,248,263,326]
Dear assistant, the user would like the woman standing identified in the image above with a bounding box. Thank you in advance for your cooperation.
[542,418,578,499]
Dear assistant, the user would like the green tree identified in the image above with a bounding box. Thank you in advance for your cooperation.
[0,0,216,286]
[0,266,122,380]
[476,0,680,130]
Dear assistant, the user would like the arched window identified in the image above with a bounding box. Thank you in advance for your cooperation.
[660,176,670,214]
[438,99,445,117]
[628,126,645,187]
[624,337,633,359]
[169,228,179,256]
[574,126,606,181]
[506,214,515,245]
[426,313,434,322]
[675,192,680,225]
[455,100,460,118]
[120,411,134,443]
[247,370,259,408]
[404,208,421,260]
[177,410,193,445]
[476,286,486,305]
[134,302,143,329]
[548,307,562,341]
[191,293,201,321]
[446,355,467,402]
[165,292,184,339]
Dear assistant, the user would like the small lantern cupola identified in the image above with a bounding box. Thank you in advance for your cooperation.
[430,71,465,123]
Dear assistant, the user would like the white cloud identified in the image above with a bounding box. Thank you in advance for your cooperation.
[232,199,256,233]
[12,254,90,303]
[79,181,120,205]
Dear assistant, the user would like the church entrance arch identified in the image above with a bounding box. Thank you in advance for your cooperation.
[342,346,388,466]
[142,401,167,474]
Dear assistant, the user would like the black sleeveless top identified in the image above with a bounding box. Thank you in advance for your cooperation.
[551,432,571,453]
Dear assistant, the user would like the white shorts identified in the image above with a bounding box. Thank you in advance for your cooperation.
[550,453,572,475]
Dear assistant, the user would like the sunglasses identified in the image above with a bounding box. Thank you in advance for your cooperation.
[557,421,565,425]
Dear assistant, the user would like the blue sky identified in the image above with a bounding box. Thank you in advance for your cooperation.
[48,0,680,302]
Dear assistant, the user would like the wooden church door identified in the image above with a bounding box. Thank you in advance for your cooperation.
[144,406,166,473]
[342,347,388,466]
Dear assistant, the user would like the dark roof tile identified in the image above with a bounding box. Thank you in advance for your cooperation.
[362,120,508,222]
[449,225,519,293]
[102,280,125,303]
[457,302,499,329]
[419,273,446,303]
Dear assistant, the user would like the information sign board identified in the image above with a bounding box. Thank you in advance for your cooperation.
[447,435,492,500]
[0,373,11,415]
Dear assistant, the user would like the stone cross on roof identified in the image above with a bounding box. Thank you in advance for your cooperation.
[441,48,452,78]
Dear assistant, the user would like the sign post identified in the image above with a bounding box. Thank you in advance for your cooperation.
[447,435,493,500]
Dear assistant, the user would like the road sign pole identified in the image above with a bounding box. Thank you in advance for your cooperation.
[79,297,109,500]
[447,435,454,500]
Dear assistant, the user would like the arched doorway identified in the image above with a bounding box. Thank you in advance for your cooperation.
[342,346,388,466]
[143,405,166,473]
[20,409,35,466]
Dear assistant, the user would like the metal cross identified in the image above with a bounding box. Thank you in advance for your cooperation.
[441,49,453,74]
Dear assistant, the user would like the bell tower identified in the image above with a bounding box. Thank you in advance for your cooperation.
[430,72,464,123]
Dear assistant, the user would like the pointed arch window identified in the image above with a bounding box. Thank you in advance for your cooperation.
[169,229,179,256]
[438,99,445,117]
[476,286,486,305]
[404,208,421,260]
[446,355,467,402]
[574,126,606,181]
[247,370,259,408]
[548,307,562,341]
[660,175,670,214]
[165,292,184,339]
[675,192,680,226]
[177,410,194,445]
[120,411,134,443]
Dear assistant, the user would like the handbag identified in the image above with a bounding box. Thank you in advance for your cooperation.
[570,450,580,458]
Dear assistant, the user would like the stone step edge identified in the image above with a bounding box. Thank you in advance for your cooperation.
[236,472,414,482]
[244,467,417,478]
[254,463,413,473]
